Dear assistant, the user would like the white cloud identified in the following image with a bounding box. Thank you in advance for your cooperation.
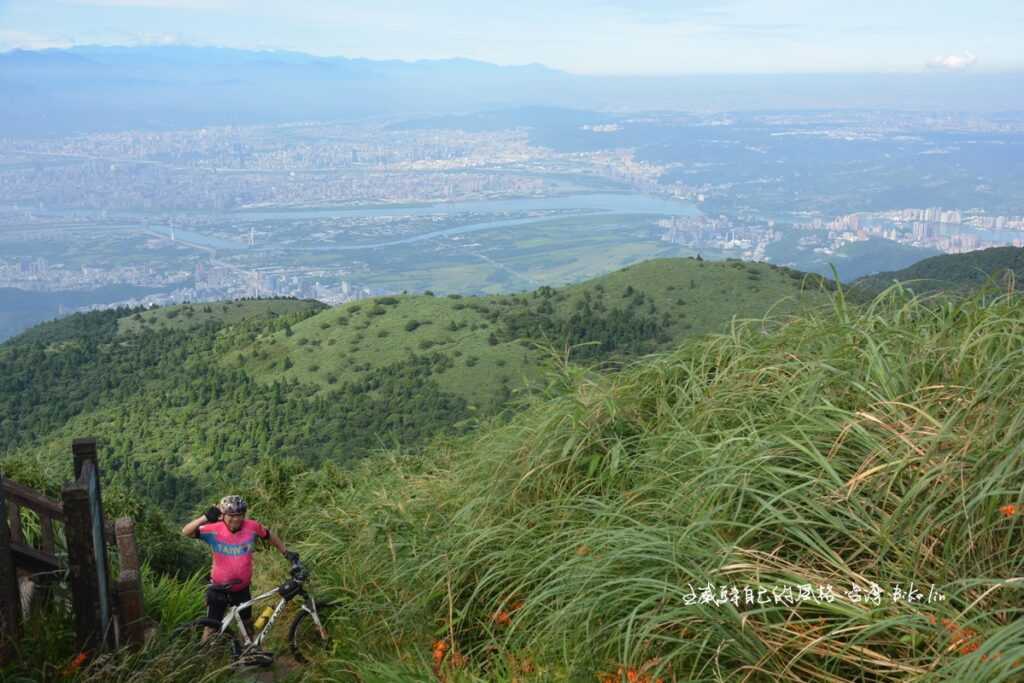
[927,51,977,70]
[0,30,73,50]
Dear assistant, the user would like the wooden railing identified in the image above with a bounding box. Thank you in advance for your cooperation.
[1,438,146,662]
[2,476,63,575]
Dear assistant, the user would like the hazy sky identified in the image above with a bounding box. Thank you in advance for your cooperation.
[1,0,1021,75]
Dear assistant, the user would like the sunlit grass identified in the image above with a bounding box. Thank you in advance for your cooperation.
[9,283,1024,682]
[279,283,1024,681]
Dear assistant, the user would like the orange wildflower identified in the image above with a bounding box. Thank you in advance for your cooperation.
[492,610,512,626]
[61,651,90,678]
[1001,504,1018,518]
[432,639,449,667]
[597,665,662,683]
[939,620,981,656]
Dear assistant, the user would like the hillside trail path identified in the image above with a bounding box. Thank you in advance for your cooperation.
[231,653,301,682]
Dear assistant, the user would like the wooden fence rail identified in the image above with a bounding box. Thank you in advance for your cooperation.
[3,477,64,576]
[0,478,21,664]
[0,438,146,664]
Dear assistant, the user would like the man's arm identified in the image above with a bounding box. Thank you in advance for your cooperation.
[181,514,207,538]
[265,529,293,559]
[181,505,222,538]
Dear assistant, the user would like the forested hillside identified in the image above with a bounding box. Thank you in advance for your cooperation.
[6,278,1024,682]
[851,245,1024,297]
[0,258,832,519]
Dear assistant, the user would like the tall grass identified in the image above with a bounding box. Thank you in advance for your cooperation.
[276,284,1024,681]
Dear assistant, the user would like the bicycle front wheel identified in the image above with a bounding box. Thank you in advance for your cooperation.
[173,618,241,670]
[289,602,336,664]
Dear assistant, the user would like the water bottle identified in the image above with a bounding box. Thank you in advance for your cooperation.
[254,606,274,631]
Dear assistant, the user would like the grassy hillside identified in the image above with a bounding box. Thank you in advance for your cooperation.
[117,297,326,334]
[237,258,832,406]
[0,260,832,524]
[261,284,1024,681]
[13,283,1024,682]
[851,245,1024,297]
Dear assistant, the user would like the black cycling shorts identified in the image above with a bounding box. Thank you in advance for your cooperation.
[206,585,253,624]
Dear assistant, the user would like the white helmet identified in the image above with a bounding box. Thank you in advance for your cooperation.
[219,494,248,515]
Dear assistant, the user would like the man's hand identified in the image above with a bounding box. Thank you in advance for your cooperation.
[182,506,220,538]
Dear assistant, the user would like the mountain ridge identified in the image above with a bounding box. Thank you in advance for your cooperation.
[0,257,833,518]
[4,45,1023,136]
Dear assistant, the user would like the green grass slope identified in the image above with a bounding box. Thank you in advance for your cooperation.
[0,261,829,520]
[236,258,833,406]
[851,246,1024,298]
[27,285,1024,683]
[243,285,1024,682]
[117,297,326,334]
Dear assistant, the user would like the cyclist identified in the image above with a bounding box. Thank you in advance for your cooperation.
[181,494,298,640]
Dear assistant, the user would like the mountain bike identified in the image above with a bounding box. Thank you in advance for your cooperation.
[174,556,336,668]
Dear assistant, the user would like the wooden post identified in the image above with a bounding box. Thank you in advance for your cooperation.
[6,500,22,545]
[114,518,145,646]
[63,439,112,651]
[0,476,22,664]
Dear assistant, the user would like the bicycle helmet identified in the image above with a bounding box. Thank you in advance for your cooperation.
[219,494,248,515]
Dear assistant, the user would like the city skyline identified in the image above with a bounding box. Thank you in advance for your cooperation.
[1,0,1022,75]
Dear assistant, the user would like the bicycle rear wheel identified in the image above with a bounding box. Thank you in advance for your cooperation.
[173,618,241,670]
[288,602,336,664]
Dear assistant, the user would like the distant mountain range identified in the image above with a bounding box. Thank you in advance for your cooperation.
[2,45,1023,136]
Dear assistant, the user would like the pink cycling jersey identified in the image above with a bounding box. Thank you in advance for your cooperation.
[197,519,270,591]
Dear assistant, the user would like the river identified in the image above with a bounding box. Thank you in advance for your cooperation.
[130,193,702,251]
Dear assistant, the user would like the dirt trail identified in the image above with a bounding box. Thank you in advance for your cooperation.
[231,653,302,682]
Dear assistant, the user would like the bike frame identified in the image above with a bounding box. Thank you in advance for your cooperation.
[215,586,326,649]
